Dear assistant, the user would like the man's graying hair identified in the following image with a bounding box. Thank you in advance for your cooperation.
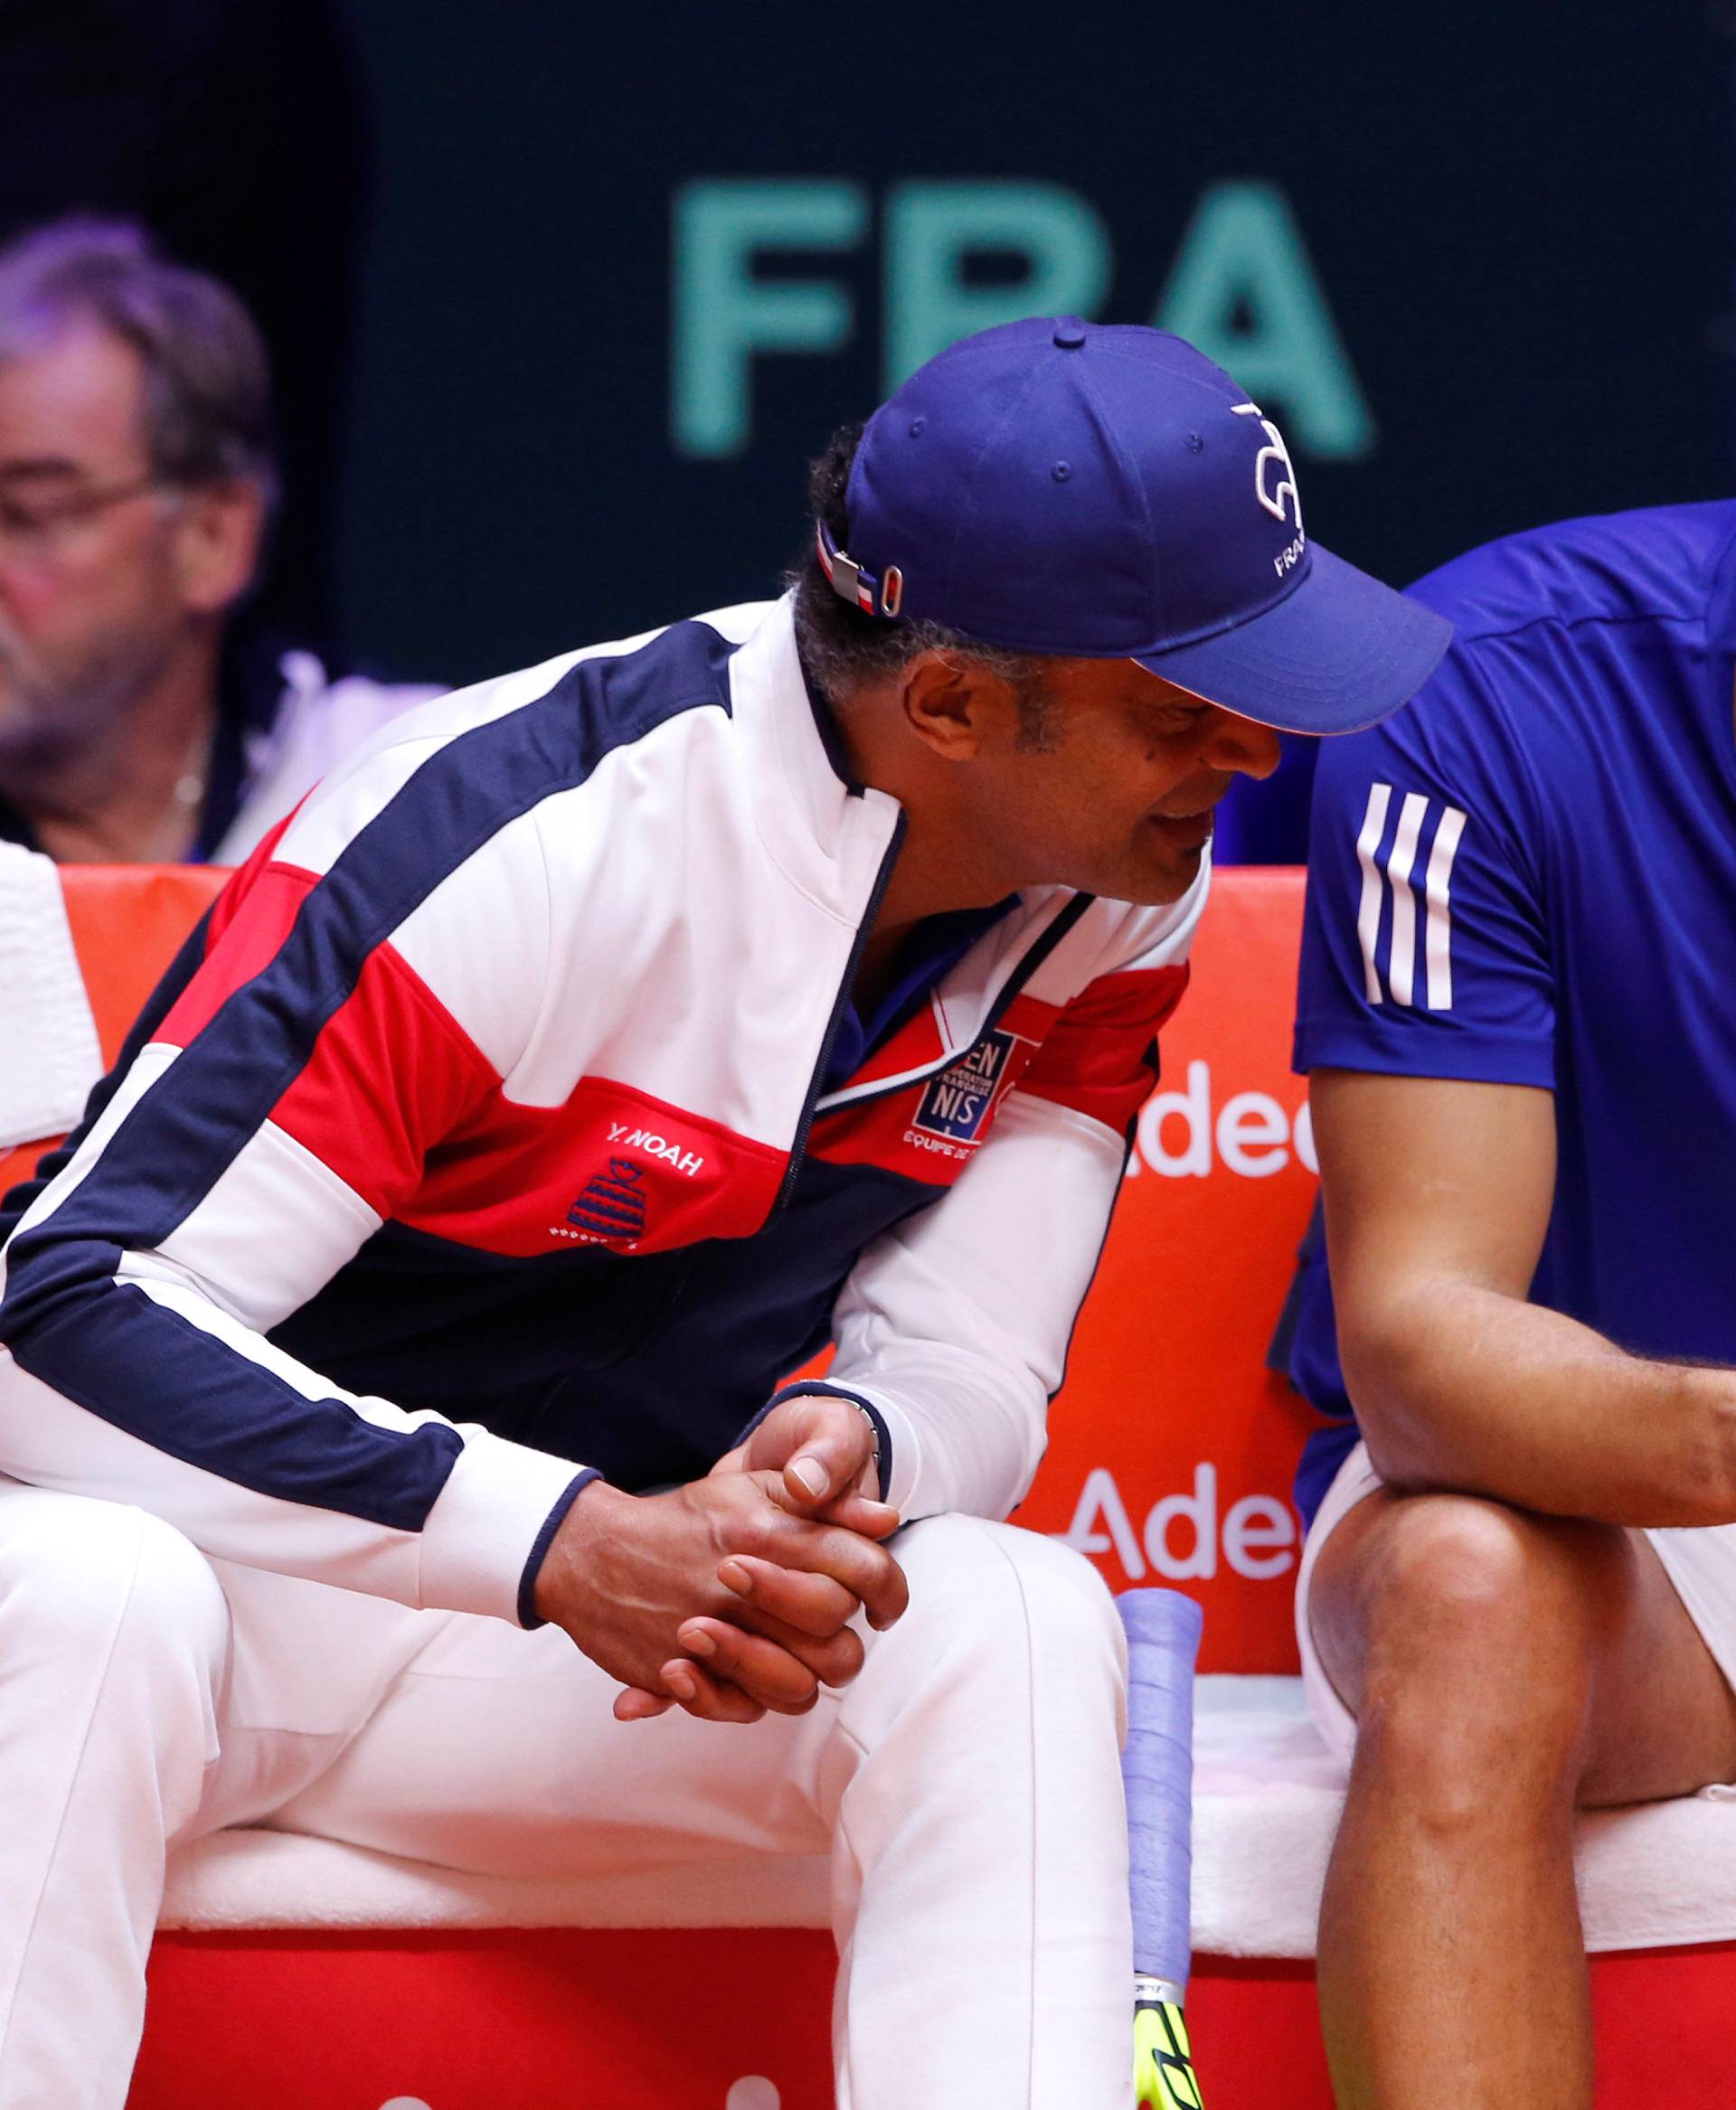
[0,217,278,506]
[788,422,1059,751]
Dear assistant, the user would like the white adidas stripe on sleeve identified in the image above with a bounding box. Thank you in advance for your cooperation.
[1422,805,1467,1011]
[1352,782,1468,1013]
[1385,791,1429,1006]
[1354,781,1393,1004]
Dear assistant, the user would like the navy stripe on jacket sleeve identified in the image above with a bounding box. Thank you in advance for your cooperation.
[4,1239,463,1527]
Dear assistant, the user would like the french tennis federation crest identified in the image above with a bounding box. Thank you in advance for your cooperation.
[909,1027,1030,1152]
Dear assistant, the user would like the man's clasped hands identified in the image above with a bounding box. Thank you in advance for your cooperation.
[533,1394,908,1724]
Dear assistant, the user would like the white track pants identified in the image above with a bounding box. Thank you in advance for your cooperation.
[0,1477,1134,2110]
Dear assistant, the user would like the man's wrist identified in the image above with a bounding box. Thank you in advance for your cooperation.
[528,1472,619,1626]
[1687,1366,1736,1522]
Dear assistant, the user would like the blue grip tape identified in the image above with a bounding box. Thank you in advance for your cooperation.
[1118,1587,1203,1991]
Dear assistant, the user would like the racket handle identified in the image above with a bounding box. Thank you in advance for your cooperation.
[1120,1589,1205,2108]
[1118,1587,1203,1989]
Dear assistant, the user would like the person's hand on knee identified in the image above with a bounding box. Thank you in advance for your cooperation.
[533,1452,907,1726]
[648,1394,909,1715]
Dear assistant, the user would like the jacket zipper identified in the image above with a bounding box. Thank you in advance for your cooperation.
[809,889,1097,1118]
[771,809,908,1217]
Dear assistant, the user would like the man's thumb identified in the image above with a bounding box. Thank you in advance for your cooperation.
[775,1396,875,1507]
[785,1450,835,1503]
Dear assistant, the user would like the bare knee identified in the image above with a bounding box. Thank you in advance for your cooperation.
[1313,1493,1623,1809]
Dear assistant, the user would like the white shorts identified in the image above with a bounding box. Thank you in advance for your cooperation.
[1295,1438,1736,1760]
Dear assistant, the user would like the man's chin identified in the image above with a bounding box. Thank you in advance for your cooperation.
[1098,845,1201,909]
[0,678,112,776]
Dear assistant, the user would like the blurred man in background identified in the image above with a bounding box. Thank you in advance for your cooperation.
[0,0,370,640]
[0,219,435,866]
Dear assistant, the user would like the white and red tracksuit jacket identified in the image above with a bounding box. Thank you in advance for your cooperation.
[0,598,1203,1625]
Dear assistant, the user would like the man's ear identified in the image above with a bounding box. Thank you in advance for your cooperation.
[171,477,266,617]
[900,651,1007,761]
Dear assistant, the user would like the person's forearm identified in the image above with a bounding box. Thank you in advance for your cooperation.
[827,1091,1121,1521]
[0,1235,587,1620]
[1344,1276,1736,1527]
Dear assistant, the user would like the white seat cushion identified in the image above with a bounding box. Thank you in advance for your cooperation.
[156,1675,1736,1954]
[1192,1675,1736,1957]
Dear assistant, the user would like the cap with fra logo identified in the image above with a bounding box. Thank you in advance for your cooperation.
[818,316,1450,737]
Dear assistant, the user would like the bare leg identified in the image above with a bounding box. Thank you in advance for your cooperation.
[1308,1490,1736,2110]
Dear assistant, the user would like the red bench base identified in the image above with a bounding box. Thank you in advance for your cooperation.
[132,1929,836,2108]
[1190,1947,1736,2106]
[126,1929,1736,2106]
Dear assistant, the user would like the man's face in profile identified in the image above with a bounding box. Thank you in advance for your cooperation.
[0,324,192,772]
[940,654,1285,909]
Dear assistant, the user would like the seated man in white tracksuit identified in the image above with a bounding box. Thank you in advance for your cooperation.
[0,317,1447,2107]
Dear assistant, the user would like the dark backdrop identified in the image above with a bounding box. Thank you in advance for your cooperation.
[334,1,1736,699]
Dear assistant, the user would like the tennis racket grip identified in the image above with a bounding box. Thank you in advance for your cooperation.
[1118,1586,1202,1988]
[1119,1587,1204,2110]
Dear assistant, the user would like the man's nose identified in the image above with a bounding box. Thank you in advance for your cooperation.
[1203,711,1284,781]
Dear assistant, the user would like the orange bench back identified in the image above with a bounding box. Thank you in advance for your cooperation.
[3,862,1321,1672]
[1018,867,1322,1671]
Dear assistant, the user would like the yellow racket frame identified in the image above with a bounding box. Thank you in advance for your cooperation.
[1134,1994,1203,2110]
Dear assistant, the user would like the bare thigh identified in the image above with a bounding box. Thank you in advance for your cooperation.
[1308,1488,1736,1808]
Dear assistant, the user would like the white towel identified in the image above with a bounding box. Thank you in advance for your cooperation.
[0,843,102,1152]
[1190,1674,1736,1956]
[160,1829,834,1933]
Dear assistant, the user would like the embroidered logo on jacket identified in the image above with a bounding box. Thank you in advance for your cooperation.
[906,1028,1030,1160]
[564,1158,649,1242]
[606,1120,705,1175]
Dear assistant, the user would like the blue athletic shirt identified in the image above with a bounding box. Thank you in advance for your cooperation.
[1287,500,1736,1528]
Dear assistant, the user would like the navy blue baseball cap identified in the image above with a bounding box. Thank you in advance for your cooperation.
[816,317,1450,736]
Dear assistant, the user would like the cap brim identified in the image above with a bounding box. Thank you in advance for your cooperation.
[1133,545,1453,736]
